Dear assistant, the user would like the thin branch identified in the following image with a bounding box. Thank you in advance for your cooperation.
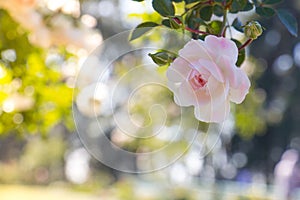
[219,2,228,37]
[238,39,253,51]
[173,18,210,35]
[185,27,210,35]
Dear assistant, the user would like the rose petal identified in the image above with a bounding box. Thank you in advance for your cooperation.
[173,81,197,106]
[205,35,238,63]
[179,39,211,63]
[166,36,250,123]
[206,76,229,107]
[194,98,230,123]
[192,77,229,122]
[216,56,238,87]
[194,59,224,83]
[229,68,251,104]
[167,57,191,82]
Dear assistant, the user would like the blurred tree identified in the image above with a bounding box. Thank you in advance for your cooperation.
[231,0,300,183]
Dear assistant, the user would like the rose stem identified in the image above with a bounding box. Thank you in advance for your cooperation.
[238,39,253,51]
[219,0,228,37]
[173,18,210,35]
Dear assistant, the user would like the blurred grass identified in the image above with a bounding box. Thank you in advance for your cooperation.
[0,185,101,200]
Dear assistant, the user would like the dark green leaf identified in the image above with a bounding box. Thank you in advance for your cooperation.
[185,1,201,9]
[172,0,183,2]
[232,18,244,32]
[230,0,248,13]
[152,0,175,17]
[255,6,275,17]
[213,5,224,17]
[170,19,182,29]
[185,10,195,28]
[200,6,213,21]
[162,19,172,28]
[184,0,200,3]
[208,20,222,34]
[232,39,245,66]
[191,18,207,25]
[148,51,176,66]
[215,0,231,3]
[242,2,253,11]
[237,49,245,66]
[263,0,282,4]
[162,18,181,29]
[130,22,159,41]
[185,9,204,28]
[277,9,298,37]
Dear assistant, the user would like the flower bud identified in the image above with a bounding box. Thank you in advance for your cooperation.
[244,21,263,39]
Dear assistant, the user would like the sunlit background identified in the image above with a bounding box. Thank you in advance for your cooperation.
[0,0,300,199]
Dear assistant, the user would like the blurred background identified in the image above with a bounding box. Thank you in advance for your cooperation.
[0,0,300,199]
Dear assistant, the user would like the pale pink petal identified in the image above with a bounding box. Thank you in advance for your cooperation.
[192,77,229,122]
[171,81,211,107]
[194,98,230,123]
[167,81,179,94]
[194,59,224,83]
[216,56,238,87]
[167,57,191,82]
[206,76,229,108]
[173,81,197,106]
[179,39,211,63]
[193,87,211,106]
[166,35,250,123]
[205,35,238,63]
[229,68,251,104]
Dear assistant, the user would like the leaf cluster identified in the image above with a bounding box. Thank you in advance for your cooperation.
[130,0,298,67]
[131,0,297,40]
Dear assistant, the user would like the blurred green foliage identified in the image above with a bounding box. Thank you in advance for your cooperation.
[0,135,65,184]
[0,10,74,136]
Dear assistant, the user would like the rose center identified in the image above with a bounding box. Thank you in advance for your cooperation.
[188,69,207,90]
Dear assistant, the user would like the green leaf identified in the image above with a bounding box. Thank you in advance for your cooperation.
[242,2,253,11]
[162,18,181,29]
[191,18,207,26]
[200,6,213,21]
[148,51,176,66]
[185,1,201,9]
[172,0,183,2]
[232,18,244,32]
[232,39,245,66]
[277,9,298,37]
[184,0,200,3]
[262,0,282,4]
[215,0,231,3]
[152,0,175,17]
[208,20,222,35]
[237,50,245,67]
[162,19,172,28]
[185,10,195,28]
[255,6,275,17]
[213,5,224,17]
[230,0,248,13]
[170,19,182,29]
[130,22,159,41]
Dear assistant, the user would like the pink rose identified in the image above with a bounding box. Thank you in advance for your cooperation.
[167,35,250,123]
